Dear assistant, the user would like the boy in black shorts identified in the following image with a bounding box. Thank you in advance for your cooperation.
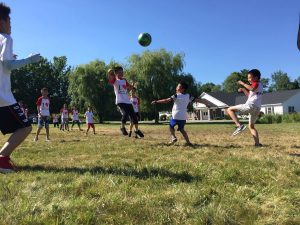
[0,3,42,173]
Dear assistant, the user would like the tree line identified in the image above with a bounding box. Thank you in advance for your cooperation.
[11,49,300,122]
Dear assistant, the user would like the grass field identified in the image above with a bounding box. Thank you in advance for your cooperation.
[0,123,299,225]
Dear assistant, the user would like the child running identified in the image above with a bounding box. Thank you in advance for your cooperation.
[71,106,83,131]
[34,88,51,142]
[107,67,144,138]
[129,87,140,138]
[152,81,206,146]
[227,69,263,147]
[0,3,42,172]
[85,106,96,135]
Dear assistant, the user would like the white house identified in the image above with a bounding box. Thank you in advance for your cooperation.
[190,89,300,120]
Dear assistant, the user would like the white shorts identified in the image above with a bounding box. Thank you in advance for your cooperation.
[234,104,261,124]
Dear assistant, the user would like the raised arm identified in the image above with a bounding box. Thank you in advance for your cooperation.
[2,54,42,71]
[237,81,256,91]
[238,87,249,96]
[151,98,172,104]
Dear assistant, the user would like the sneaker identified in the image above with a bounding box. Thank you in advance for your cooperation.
[128,131,132,137]
[0,156,16,173]
[254,143,263,147]
[135,129,144,138]
[34,137,38,142]
[120,127,128,136]
[232,124,247,136]
[168,137,177,145]
[184,142,194,147]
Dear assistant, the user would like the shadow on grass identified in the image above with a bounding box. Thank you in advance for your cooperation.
[289,153,300,157]
[18,165,202,183]
[154,143,242,149]
[59,139,81,143]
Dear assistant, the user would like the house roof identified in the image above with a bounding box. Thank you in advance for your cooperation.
[205,89,300,106]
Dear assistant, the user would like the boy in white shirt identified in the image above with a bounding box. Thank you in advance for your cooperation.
[34,88,51,142]
[71,106,83,131]
[107,67,144,138]
[0,3,42,173]
[85,106,95,135]
[152,81,206,146]
[60,103,69,131]
[129,88,140,138]
[227,69,263,147]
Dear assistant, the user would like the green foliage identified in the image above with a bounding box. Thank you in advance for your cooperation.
[258,113,300,124]
[199,82,222,93]
[11,56,71,114]
[68,60,117,122]
[223,69,249,93]
[269,70,299,91]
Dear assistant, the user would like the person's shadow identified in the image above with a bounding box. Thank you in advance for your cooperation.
[18,165,203,183]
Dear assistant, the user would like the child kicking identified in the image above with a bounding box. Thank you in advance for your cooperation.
[227,69,263,147]
[152,81,205,146]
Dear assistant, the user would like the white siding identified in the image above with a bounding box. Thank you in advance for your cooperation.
[282,92,300,113]
[261,104,283,115]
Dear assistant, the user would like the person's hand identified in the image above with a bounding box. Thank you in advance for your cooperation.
[38,113,42,118]
[151,100,157,105]
[237,80,244,85]
[107,69,115,78]
[238,88,243,92]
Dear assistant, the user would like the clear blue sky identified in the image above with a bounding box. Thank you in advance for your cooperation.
[4,0,300,84]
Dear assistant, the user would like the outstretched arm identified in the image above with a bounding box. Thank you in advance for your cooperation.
[2,54,42,71]
[151,98,172,104]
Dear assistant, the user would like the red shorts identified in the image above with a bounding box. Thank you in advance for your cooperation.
[87,123,95,129]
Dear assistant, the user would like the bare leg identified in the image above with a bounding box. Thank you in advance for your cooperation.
[180,129,191,144]
[169,127,176,139]
[35,127,42,141]
[129,123,134,132]
[249,123,260,145]
[0,126,32,157]
[93,126,96,134]
[227,107,241,127]
[45,127,50,140]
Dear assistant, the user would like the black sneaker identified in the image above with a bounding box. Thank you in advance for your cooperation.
[135,129,144,138]
[232,124,247,136]
[128,131,132,137]
[120,127,128,136]
[254,143,263,148]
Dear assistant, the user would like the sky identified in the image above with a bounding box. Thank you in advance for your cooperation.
[4,0,300,84]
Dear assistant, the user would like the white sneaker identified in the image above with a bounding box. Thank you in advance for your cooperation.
[34,137,38,142]
[232,124,247,136]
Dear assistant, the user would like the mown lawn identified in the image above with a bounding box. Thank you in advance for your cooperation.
[0,123,299,225]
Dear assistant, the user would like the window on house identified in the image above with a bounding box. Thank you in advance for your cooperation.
[288,106,295,113]
[267,107,274,114]
[203,112,208,116]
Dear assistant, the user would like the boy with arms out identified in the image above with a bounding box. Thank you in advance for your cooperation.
[71,106,83,131]
[0,3,42,172]
[227,69,263,147]
[34,88,50,142]
[107,67,144,138]
[85,106,95,135]
[152,81,206,146]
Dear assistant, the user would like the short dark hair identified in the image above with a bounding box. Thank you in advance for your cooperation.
[248,69,261,80]
[179,81,188,91]
[0,3,10,21]
[114,66,123,73]
[41,87,48,92]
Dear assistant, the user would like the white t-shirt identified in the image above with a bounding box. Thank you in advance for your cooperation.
[245,81,263,108]
[171,93,195,120]
[72,109,79,121]
[36,97,50,116]
[60,108,69,119]
[130,97,140,113]
[85,111,94,123]
[109,78,131,104]
[0,33,17,107]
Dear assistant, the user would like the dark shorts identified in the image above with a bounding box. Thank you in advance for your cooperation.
[117,103,138,124]
[87,123,95,129]
[135,112,140,121]
[38,116,50,128]
[0,103,31,135]
[169,118,186,131]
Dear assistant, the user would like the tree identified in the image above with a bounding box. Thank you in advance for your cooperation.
[11,56,70,114]
[199,82,222,93]
[222,69,249,93]
[68,60,116,123]
[127,49,185,123]
[269,70,298,91]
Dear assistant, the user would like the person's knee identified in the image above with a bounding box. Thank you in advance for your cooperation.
[249,124,255,129]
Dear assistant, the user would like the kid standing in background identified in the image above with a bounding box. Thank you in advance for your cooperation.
[85,106,95,135]
[53,114,59,128]
[227,69,263,147]
[60,103,69,131]
[71,106,83,131]
[129,87,140,138]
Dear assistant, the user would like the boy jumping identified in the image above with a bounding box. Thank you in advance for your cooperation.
[0,3,42,172]
[227,69,263,147]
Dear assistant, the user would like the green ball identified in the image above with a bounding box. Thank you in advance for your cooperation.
[138,33,152,47]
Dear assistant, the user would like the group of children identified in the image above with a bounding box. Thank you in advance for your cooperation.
[0,2,263,173]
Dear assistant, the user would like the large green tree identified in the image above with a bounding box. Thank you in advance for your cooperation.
[11,56,71,114]
[68,60,117,122]
[127,49,191,123]
[269,70,299,91]
[222,69,249,93]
